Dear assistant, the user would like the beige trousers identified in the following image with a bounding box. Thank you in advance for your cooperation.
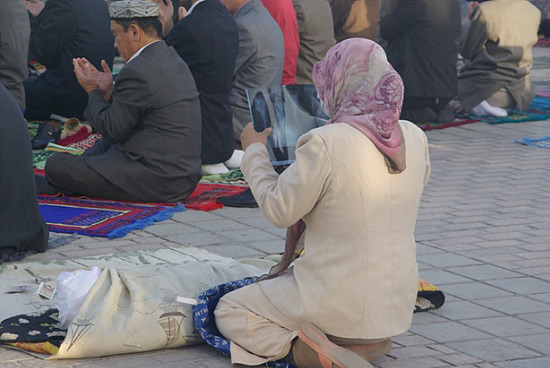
[486,88,516,109]
[214,282,385,366]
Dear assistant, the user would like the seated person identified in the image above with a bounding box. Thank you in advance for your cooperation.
[0,84,48,259]
[457,0,541,117]
[159,0,240,175]
[23,0,115,121]
[214,39,430,367]
[380,0,461,124]
[292,0,336,84]
[0,0,30,111]
[261,0,300,85]
[37,0,202,203]
[221,0,285,141]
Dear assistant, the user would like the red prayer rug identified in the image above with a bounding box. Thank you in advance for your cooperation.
[183,183,248,211]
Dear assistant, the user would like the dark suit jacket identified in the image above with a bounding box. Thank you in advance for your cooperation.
[166,0,238,165]
[380,0,461,99]
[0,85,48,253]
[83,41,202,203]
[231,0,284,139]
[26,0,114,119]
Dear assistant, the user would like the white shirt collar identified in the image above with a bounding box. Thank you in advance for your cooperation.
[187,0,205,15]
[125,40,161,65]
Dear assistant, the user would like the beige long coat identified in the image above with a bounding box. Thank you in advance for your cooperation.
[230,121,429,344]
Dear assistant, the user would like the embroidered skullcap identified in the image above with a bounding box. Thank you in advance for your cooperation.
[109,0,159,19]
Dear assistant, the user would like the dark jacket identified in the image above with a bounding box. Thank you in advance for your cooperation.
[26,0,115,119]
[83,41,202,202]
[0,85,48,254]
[380,0,461,99]
[166,0,238,164]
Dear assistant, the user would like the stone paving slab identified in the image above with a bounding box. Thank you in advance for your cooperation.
[2,47,550,367]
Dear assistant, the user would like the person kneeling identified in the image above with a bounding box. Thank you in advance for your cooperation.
[37,0,201,203]
[214,39,430,367]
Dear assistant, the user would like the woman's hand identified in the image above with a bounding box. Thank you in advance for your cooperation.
[240,123,272,151]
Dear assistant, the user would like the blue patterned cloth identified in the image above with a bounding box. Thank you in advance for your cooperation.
[193,277,295,368]
[514,136,550,148]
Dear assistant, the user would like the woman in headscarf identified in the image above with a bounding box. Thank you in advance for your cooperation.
[214,38,430,368]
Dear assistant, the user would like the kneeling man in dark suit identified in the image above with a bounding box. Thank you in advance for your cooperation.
[38,0,202,203]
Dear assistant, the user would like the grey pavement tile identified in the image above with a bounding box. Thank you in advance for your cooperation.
[219,228,282,243]
[392,334,435,347]
[475,296,550,315]
[517,311,550,329]
[446,338,541,362]
[507,333,550,354]
[171,209,226,222]
[410,321,492,343]
[377,355,451,368]
[462,316,549,337]
[446,265,524,281]
[528,292,550,303]
[416,243,446,255]
[485,277,550,295]
[419,269,472,284]
[418,253,481,268]
[144,223,203,236]
[246,240,284,255]
[190,219,250,232]
[439,353,483,366]
[495,357,550,368]
[439,282,514,300]
[432,301,504,320]
[412,312,452,325]
[387,346,441,358]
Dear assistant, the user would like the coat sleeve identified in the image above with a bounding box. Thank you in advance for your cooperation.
[379,0,416,42]
[241,131,331,228]
[233,21,255,77]
[29,0,75,68]
[459,6,487,59]
[83,66,155,143]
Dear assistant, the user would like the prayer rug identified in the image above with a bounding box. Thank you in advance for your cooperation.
[419,95,550,131]
[183,183,248,211]
[38,195,184,238]
[514,136,550,148]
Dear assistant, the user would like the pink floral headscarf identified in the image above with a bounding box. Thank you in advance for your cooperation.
[313,38,406,172]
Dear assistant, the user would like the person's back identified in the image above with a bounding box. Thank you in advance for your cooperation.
[380,0,461,124]
[0,0,30,111]
[229,0,284,140]
[25,0,115,120]
[0,84,48,258]
[458,0,541,113]
[166,0,239,166]
[253,121,429,337]
[292,0,336,84]
[261,0,300,85]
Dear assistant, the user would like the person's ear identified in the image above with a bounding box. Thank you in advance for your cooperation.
[130,23,140,41]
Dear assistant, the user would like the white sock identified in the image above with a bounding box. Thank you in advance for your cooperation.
[224,149,244,169]
[471,100,508,117]
[202,163,229,175]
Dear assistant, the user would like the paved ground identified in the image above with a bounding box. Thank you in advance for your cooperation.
[2,47,549,367]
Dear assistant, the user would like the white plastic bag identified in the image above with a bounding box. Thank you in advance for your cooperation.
[56,267,102,329]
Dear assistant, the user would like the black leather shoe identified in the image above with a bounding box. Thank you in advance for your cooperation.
[31,123,60,150]
[218,188,258,208]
